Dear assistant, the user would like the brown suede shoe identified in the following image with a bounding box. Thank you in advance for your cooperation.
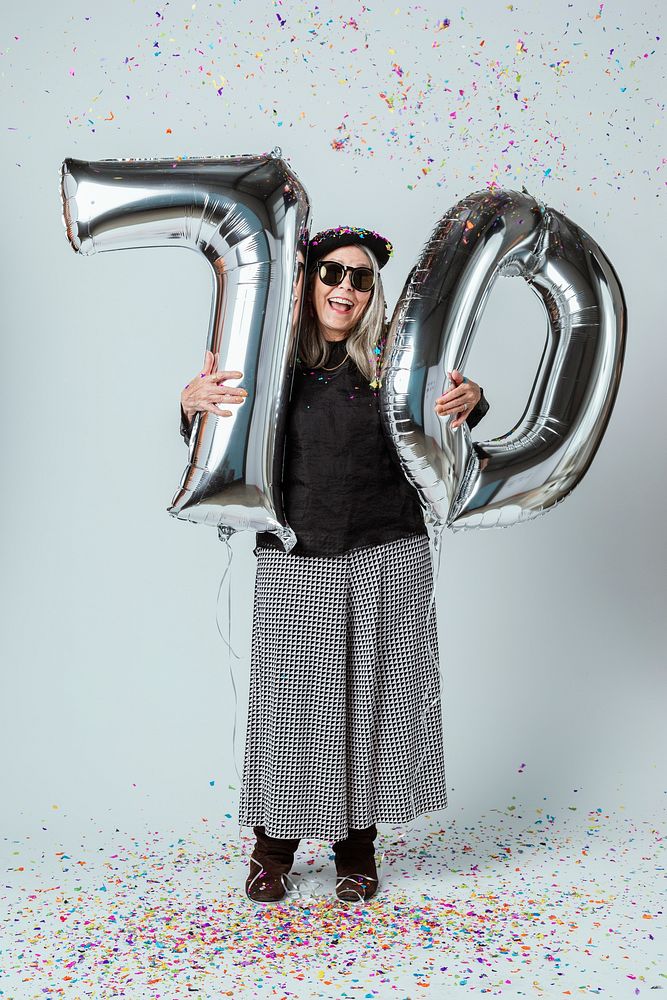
[245,826,300,903]
[332,824,379,902]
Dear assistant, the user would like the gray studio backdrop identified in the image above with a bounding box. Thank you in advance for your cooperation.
[1,0,664,839]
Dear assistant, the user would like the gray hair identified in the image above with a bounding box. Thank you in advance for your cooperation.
[298,246,387,383]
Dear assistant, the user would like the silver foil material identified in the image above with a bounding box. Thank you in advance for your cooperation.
[61,152,310,549]
[380,189,626,530]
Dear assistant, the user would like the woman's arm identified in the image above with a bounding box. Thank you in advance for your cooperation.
[436,369,488,429]
[465,386,490,430]
[180,404,194,445]
[179,350,246,444]
[380,331,490,431]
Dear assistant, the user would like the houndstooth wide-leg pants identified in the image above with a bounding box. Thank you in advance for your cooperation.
[238,533,448,841]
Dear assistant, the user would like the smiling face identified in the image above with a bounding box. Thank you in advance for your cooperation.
[309,244,374,342]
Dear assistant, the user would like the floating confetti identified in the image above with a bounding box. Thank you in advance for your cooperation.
[0,0,652,202]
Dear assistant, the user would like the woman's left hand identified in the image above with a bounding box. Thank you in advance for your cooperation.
[434,369,481,429]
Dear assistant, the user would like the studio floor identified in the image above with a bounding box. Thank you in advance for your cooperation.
[1,798,664,999]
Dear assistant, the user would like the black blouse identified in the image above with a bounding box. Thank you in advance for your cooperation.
[180,340,489,557]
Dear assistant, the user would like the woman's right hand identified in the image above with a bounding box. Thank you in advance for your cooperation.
[180,350,247,424]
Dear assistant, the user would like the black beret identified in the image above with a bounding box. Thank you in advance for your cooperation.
[307,226,393,269]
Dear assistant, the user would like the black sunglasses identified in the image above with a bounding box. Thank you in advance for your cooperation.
[313,259,375,293]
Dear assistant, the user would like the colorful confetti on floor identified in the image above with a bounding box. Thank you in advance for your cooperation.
[2,802,664,997]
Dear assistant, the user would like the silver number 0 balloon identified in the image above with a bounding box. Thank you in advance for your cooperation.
[60,152,310,550]
[381,189,626,531]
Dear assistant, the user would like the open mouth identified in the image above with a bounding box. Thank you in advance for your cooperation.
[328,297,353,314]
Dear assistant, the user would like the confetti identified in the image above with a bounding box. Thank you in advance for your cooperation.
[2,802,663,996]
[0,1,649,202]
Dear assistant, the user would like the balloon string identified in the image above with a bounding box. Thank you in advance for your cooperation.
[215,533,244,791]
[278,847,387,904]
[227,543,411,897]
[408,523,446,821]
[227,537,440,891]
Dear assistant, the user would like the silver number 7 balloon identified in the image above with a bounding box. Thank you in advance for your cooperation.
[381,188,627,531]
[60,151,310,551]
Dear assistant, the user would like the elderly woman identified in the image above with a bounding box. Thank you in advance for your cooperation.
[180,227,489,904]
